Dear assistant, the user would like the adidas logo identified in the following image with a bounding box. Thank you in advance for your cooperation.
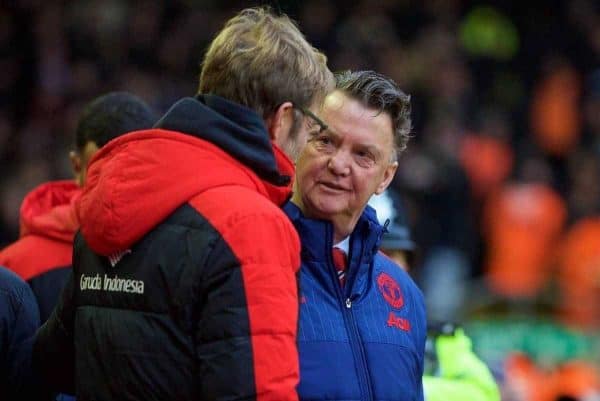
[107,249,132,267]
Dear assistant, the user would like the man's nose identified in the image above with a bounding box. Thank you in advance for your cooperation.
[327,151,351,176]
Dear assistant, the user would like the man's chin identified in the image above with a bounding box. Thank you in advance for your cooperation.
[307,202,346,220]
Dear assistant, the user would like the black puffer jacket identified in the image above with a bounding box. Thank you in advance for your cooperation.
[34,95,301,401]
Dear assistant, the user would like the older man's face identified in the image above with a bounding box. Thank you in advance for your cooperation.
[293,90,398,226]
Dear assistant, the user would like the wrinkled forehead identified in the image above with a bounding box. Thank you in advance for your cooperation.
[322,91,394,146]
[323,90,392,125]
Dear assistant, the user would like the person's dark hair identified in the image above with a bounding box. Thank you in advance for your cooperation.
[335,70,412,159]
[75,92,157,150]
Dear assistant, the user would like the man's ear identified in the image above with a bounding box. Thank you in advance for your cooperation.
[265,101,294,142]
[375,161,398,195]
[69,150,82,183]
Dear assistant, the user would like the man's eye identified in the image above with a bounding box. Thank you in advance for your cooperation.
[357,150,373,159]
[309,134,335,153]
[309,134,330,144]
[355,151,376,167]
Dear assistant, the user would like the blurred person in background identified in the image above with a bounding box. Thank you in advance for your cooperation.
[368,188,417,271]
[482,154,566,303]
[0,92,157,323]
[370,189,500,401]
[284,70,427,401]
[555,214,600,329]
[34,7,333,401]
[530,57,582,159]
[502,353,600,401]
[393,113,476,323]
[423,323,500,401]
[0,266,49,400]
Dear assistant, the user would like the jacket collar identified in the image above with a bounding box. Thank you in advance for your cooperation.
[284,201,385,295]
[154,94,291,186]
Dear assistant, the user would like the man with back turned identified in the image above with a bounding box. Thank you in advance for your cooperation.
[34,7,333,401]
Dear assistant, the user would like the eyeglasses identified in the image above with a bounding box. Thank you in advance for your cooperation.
[292,103,328,134]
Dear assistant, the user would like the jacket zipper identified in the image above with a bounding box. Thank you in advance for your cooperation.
[341,296,374,401]
[328,234,374,401]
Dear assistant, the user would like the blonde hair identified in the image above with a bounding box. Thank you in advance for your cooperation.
[199,7,334,119]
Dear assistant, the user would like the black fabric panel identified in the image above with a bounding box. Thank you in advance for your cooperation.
[33,270,76,395]
[28,266,71,323]
[71,203,255,401]
[194,233,256,401]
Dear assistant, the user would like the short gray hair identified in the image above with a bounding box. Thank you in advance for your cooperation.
[335,70,412,159]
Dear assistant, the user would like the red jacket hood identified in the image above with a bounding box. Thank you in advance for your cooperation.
[20,180,81,243]
[78,129,295,256]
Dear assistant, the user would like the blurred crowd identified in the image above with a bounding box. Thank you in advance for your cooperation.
[0,0,599,398]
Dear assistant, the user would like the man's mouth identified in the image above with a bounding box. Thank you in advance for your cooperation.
[319,181,348,191]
